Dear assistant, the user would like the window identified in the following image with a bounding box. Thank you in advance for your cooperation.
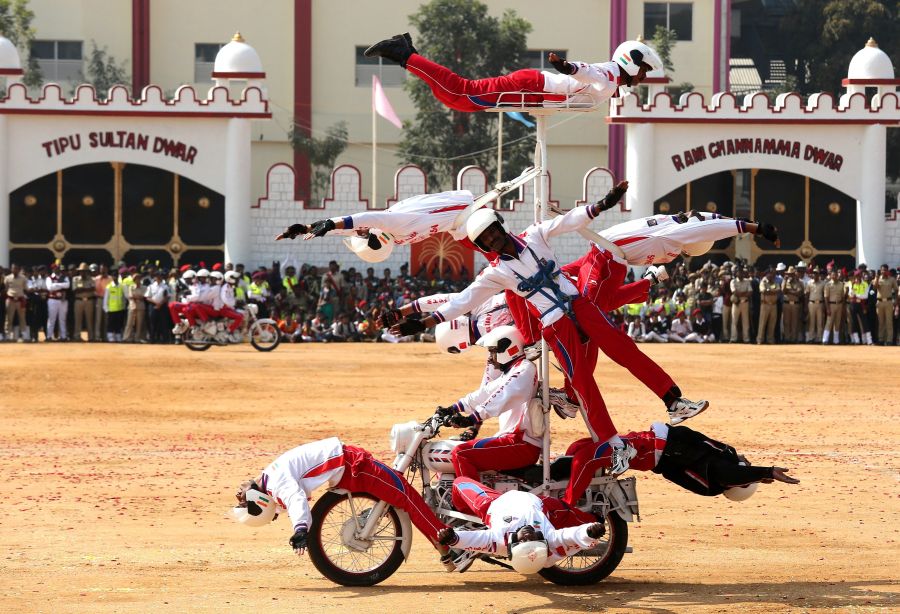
[31,40,83,81]
[355,46,405,87]
[194,43,224,82]
[643,2,693,41]
[524,50,568,72]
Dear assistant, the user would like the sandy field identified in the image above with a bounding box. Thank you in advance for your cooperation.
[0,342,897,614]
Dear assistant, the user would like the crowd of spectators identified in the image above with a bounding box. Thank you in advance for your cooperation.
[611,260,900,346]
[0,259,471,344]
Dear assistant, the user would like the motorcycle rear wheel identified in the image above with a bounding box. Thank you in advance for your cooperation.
[308,491,406,586]
[183,328,212,351]
[538,510,628,586]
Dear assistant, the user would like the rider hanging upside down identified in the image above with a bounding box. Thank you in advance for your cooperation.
[364,33,662,111]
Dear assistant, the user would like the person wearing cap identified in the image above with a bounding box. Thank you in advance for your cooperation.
[247,271,271,318]
[822,269,846,344]
[92,264,111,341]
[730,267,752,343]
[3,264,29,342]
[45,265,70,341]
[874,264,898,345]
[70,263,95,341]
[123,271,148,343]
[667,310,695,343]
[781,266,804,343]
[756,268,779,344]
[146,270,171,344]
[847,270,873,345]
[690,308,716,343]
[805,267,827,343]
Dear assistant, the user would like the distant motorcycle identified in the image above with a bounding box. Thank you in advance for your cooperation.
[175,303,280,352]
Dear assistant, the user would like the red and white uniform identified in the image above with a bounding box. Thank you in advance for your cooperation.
[449,356,541,480]
[450,478,598,564]
[259,437,445,540]
[330,191,473,245]
[187,283,219,323]
[601,213,749,266]
[431,205,677,443]
[217,284,244,332]
[563,422,669,505]
[410,291,513,342]
[406,53,621,112]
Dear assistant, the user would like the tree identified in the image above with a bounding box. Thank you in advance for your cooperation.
[79,41,130,98]
[290,121,349,204]
[399,0,534,190]
[0,0,41,88]
[649,25,693,101]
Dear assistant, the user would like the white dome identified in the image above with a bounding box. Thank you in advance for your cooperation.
[0,35,23,71]
[213,32,265,77]
[847,38,894,80]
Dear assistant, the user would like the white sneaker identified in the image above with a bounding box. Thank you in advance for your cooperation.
[523,343,542,361]
[171,322,188,335]
[548,387,579,419]
[667,398,709,425]
[609,443,637,475]
[642,265,669,285]
[440,549,476,573]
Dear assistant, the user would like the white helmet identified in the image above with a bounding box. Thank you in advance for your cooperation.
[231,483,278,527]
[343,230,395,263]
[435,317,472,354]
[466,208,509,250]
[210,270,224,281]
[612,40,663,76]
[509,539,549,574]
[476,325,525,366]
[723,480,759,501]
[224,271,241,284]
[681,241,715,257]
[182,270,196,281]
[196,268,210,278]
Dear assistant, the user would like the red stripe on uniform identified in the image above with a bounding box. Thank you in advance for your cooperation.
[302,453,344,478]
[428,204,469,214]
[613,236,648,246]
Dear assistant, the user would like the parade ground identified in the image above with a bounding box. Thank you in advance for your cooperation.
[0,343,897,614]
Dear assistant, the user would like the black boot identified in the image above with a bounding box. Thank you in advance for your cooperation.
[364,33,415,67]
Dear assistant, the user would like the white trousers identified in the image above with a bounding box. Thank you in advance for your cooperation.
[47,299,68,339]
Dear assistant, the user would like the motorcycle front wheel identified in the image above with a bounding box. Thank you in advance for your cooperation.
[307,491,406,586]
[249,319,281,352]
[538,510,628,586]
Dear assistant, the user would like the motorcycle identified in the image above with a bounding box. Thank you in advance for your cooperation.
[306,408,640,587]
[176,303,281,352]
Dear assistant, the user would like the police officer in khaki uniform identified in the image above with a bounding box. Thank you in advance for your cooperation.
[123,271,148,343]
[875,264,898,345]
[823,270,845,345]
[3,263,28,341]
[71,263,95,341]
[729,267,752,342]
[805,267,826,343]
[757,268,780,344]
[780,266,804,343]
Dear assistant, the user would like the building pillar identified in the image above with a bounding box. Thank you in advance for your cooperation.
[224,118,251,265]
[856,124,886,267]
[625,123,655,221]
[0,115,9,265]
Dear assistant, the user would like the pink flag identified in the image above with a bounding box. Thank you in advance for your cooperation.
[373,75,403,129]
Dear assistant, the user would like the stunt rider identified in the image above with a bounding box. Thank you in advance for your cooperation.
[563,423,800,506]
[391,193,708,475]
[437,478,603,575]
[233,437,449,560]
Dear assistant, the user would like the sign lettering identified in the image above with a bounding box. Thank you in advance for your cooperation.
[40,131,198,164]
[671,138,842,173]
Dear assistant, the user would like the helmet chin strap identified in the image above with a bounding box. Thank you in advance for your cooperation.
[366,232,383,251]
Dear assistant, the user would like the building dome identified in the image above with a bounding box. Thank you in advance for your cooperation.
[0,35,23,73]
[847,38,894,80]
[212,32,265,78]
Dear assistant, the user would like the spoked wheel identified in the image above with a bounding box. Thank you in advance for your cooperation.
[307,491,406,586]
[539,511,628,586]
[183,327,212,351]
[249,319,280,352]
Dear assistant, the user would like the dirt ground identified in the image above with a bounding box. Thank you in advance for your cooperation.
[0,342,897,613]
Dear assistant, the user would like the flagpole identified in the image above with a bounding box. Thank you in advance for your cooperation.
[372,76,377,208]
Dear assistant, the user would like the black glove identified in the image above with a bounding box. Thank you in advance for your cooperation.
[596,182,628,212]
[458,425,480,441]
[438,527,459,546]
[449,412,479,428]
[281,223,309,240]
[674,211,689,223]
[379,308,403,328]
[755,222,779,244]
[289,528,308,554]
[436,405,458,422]
[394,318,426,336]
[549,54,575,75]
[689,210,705,220]
[586,522,605,539]
[366,232,384,251]
[308,218,336,237]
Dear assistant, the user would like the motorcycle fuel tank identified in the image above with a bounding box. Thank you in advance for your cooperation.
[422,440,465,474]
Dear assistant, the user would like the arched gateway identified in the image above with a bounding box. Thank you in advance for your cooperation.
[0,33,270,266]
[611,39,898,269]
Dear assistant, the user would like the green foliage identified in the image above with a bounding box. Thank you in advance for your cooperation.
[0,0,41,88]
[650,25,676,73]
[399,0,535,189]
[291,121,349,204]
[78,41,130,97]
